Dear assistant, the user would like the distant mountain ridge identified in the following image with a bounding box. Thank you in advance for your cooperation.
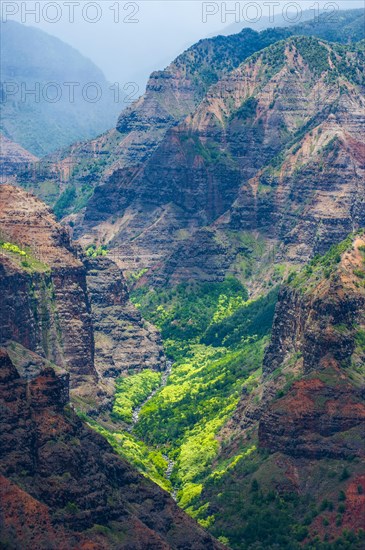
[74,34,365,289]
[11,9,364,222]
[219,6,365,37]
[0,21,124,156]
[217,7,318,36]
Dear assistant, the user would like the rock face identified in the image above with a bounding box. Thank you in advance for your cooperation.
[259,235,365,460]
[0,185,166,413]
[0,185,96,390]
[0,348,223,549]
[259,377,365,459]
[52,35,363,292]
[0,135,38,180]
[229,94,365,262]
[86,256,165,379]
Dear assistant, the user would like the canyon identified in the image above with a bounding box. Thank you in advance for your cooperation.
[0,8,364,549]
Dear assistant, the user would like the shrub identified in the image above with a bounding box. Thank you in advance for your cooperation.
[1,242,27,256]
[85,244,108,258]
[113,370,162,423]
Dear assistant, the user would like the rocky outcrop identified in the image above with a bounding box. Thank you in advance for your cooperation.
[258,376,365,459]
[0,135,38,180]
[0,185,166,414]
[0,185,96,392]
[257,236,365,461]
[0,348,224,549]
[86,256,165,379]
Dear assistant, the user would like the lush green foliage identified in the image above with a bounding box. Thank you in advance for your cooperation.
[53,186,77,219]
[355,329,365,352]
[135,338,266,511]
[233,97,258,121]
[79,276,271,516]
[200,449,365,549]
[295,36,330,75]
[1,242,27,256]
[112,369,162,423]
[0,240,49,272]
[202,288,278,348]
[129,277,273,514]
[131,277,248,343]
[85,244,108,258]
[127,268,148,284]
[135,341,265,446]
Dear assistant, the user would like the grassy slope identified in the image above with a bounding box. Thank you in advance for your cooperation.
[76,276,277,519]
[77,235,365,549]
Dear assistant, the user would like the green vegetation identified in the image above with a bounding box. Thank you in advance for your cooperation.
[85,244,108,258]
[53,186,76,219]
[112,370,162,423]
[0,240,49,272]
[233,97,258,121]
[128,277,276,515]
[200,450,365,549]
[137,339,265,438]
[289,233,362,292]
[131,277,249,342]
[355,329,365,352]
[295,36,331,75]
[81,275,276,525]
[135,338,267,513]
[202,288,278,348]
[354,268,365,280]
[127,268,148,285]
[1,242,27,256]
[226,231,271,281]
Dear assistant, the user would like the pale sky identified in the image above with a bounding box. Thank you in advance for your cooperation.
[2,1,364,92]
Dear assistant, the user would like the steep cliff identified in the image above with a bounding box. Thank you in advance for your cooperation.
[0,185,97,396]
[0,135,38,180]
[13,10,364,226]
[259,234,365,459]
[86,256,165,379]
[81,37,364,288]
[0,185,166,414]
[0,348,223,549]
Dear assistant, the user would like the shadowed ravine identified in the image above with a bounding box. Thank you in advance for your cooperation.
[128,359,178,499]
